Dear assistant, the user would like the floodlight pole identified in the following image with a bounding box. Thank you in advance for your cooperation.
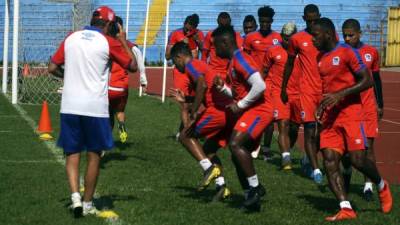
[11,0,19,104]
[161,0,170,103]
[2,0,10,94]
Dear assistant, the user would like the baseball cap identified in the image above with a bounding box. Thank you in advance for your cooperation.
[92,6,116,22]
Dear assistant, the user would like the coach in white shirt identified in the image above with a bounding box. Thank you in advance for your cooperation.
[48,6,137,217]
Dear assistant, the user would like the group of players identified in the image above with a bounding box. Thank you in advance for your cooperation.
[166,4,393,220]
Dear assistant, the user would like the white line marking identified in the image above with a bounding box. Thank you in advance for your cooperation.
[0,115,19,118]
[0,130,12,133]
[4,94,127,225]
[0,159,58,164]
[382,119,400,126]
[385,107,400,112]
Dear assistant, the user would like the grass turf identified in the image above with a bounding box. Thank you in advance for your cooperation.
[0,92,398,225]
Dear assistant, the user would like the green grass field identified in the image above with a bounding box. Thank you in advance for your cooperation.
[0,92,398,225]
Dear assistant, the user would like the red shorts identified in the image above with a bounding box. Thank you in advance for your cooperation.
[299,93,321,123]
[320,120,367,154]
[362,109,379,138]
[234,103,274,140]
[271,91,290,121]
[195,107,231,147]
[109,89,128,112]
[288,95,302,124]
[173,67,194,96]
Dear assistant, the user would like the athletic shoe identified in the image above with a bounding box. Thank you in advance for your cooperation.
[313,171,323,184]
[119,130,128,143]
[251,145,261,159]
[71,195,83,218]
[378,180,393,213]
[83,206,100,217]
[243,184,266,212]
[343,172,352,193]
[363,189,374,201]
[325,208,357,221]
[212,185,231,202]
[262,147,273,161]
[281,155,292,170]
[198,165,221,191]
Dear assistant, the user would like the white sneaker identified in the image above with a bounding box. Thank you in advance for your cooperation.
[83,206,100,216]
[251,145,261,159]
[71,195,83,218]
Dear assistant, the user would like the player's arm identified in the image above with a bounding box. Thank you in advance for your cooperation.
[191,75,207,119]
[115,24,137,72]
[372,71,384,118]
[280,55,295,102]
[201,32,211,62]
[48,62,64,78]
[214,75,233,98]
[236,72,266,109]
[243,36,251,55]
[48,40,65,78]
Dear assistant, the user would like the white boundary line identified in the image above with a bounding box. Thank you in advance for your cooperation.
[382,119,400,126]
[5,96,127,225]
[385,107,400,112]
[0,159,58,164]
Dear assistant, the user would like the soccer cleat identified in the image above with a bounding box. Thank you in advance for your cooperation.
[313,171,323,184]
[378,181,393,213]
[325,208,357,221]
[243,184,266,212]
[71,195,83,218]
[198,165,221,191]
[363,189,374,202]
[119,130,128,143]
[251,145,261,159]
[262,147,273,161]
[212,185,231,202]
[83,206,100,217]
[281,155,292,170]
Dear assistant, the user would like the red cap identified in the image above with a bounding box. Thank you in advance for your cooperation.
[93,6,116,22]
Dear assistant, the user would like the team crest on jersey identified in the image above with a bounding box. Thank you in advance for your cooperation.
[276,55,282,60]
[355,139,362,145]
[240,122,247,128]
[332,56,340,66]
[273,110,279,118]
[364,53,372,62]
[273,39,279,45]
[303,42,308,47]
[301,111,306,119]
[255,40,261,44]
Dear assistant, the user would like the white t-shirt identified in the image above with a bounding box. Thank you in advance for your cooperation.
[51,26,131,117]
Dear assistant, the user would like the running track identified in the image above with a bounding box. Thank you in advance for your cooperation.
[129,68,400,184]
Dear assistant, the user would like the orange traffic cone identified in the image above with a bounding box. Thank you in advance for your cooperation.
[23,63,30,77]
[38,100,53,140]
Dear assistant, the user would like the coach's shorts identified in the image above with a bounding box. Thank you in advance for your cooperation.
[57,114,114,154]
[288,94,302,124]
[299,93,322,123]
[234,103,274,140]
[271,91,290,121]
[109,89,128,112]
[173,67,195,96]
[320,121,367,154]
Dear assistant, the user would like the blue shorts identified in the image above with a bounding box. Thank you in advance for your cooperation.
[57,113,114,154]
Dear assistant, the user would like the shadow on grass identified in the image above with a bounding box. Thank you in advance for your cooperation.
[297,194,338,212]
[100,152,129,169]
[60,194,137,210]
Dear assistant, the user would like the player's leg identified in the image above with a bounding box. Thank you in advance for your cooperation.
[116,111,128,143]
[322,148,357,221]
[303,122,322,183]
[289,121,300,150]
[82,151,101,216]
[277,119,292,170]
[261,123,274,160]
[66,153,83,217]
[363,137,375,200]
[341,153,352,193]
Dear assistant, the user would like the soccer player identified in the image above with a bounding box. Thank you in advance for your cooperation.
[242,15,257,37]
[312,17,392,221]
[202,12,243,75]
[108,16,145,143]
[243,6,281,159]
[48,6,137,217]
[280,4,323,183]
[213,25,273,211]
[262,22,300,170]
[341,19,384,200]
[169,42,233,201]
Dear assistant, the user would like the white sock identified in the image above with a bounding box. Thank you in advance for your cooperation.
[199,159,212,171]
[83,201,93,209]
[378,179,385,192]
[215,176,225,186]
[247,174,259,188]
[364,182,373,192]
[282,152,290,158]
[313,169,322,176]
[339,201,352,209]
[71,192,81,200]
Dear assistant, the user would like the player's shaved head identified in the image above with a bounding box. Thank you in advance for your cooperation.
[342,19,361,32]
[314,17,336,36]
[170,42,192,59]
[304,4,319,15]
[217,12,231,27]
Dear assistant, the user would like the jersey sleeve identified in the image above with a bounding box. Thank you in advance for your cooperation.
[236,32,244,49]
[106,36,132,70]
[235,52,258,80]
[371,48,380,72]
[203,31,212,50]
[348,47,366,73]
[243,34,252,51]
[51,40,65,65]
[185,60,206,81]
[287,36,298,57]
[263,49,273,70]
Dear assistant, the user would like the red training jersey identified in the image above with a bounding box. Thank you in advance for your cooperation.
[288,30,322,95]
[185,59,232,109]
[243,30,282,70]
[168,28,203,51]
[357,43,380,113]
[286,56,301,96]
[109,41,136,89]
[202,30,243,75]
[263,45,287,93]
[317,43,365,123]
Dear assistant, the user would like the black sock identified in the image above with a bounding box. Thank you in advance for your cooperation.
[118,121,126,132]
